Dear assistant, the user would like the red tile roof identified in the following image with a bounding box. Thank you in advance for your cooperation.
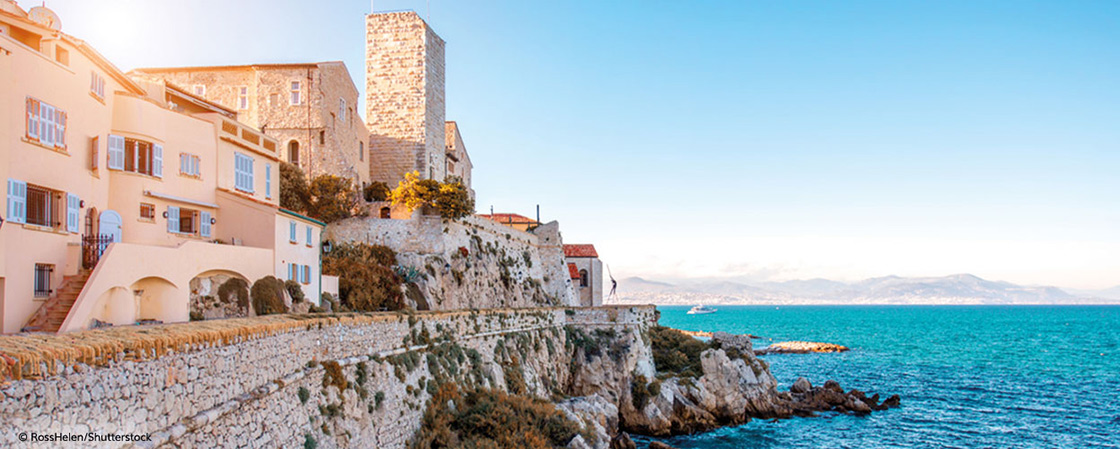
[563,244,598,258]
[568,263,580,279]
[478,213,537,224]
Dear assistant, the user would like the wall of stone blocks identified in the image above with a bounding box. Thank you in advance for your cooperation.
[0,305,656,448]
[365,12,447,186]
[324,215,579,309]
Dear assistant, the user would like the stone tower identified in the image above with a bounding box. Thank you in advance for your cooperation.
[365,11,447,185]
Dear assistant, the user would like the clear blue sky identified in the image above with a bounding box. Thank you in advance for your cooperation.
[47,0,1120,289]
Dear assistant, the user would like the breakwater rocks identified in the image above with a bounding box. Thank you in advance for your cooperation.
[787,377,900,416]
[755,341,850,354]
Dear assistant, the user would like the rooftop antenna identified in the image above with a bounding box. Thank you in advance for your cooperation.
[490,205,494,215]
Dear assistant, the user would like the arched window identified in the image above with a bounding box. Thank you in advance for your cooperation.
[380,207,391,219]
[359,141,364,162]
[288,140,299,165]
[579,269,589,288]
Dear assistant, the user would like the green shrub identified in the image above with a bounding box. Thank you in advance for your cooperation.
[374,391,386,409]
[298,386,310,404]
[250,276,288,316]
[410,383,579,449]
[285,280,306,303]
[322,243,402,311]
[217,277,250,312]
[363,181,390,202]
[303,434,317,449]
[649,326,710,378]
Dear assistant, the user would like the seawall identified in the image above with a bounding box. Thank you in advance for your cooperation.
[0,306,655,448]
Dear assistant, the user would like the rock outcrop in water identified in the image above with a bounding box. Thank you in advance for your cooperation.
[755,341,850,354]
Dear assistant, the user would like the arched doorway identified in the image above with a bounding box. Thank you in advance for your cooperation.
[380,207,391,219]
[98,210,122,243]
[288,140,299,165]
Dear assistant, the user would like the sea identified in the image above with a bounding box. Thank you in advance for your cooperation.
[637,305,1120,448]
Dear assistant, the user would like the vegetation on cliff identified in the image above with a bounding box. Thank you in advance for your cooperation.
[279,163,360,223]
[390,171,475,220]
[411,383,581,449]
[649,326,711,378]
[321,243,403,311]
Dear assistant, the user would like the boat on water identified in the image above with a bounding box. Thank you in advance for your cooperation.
[687,305,717,315]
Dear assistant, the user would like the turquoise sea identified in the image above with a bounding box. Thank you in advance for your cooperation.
[641,305,1120,448]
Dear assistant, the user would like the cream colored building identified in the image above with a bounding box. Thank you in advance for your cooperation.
[0,4,327,333]
[564,244,603,307]
[131,62,371,187]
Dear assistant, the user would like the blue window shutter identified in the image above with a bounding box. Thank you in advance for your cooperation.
[7,179,27,224]
[265,165,272,199]
[290,221,296,242]
[66,193,79,233]
[167,206,180,233]
[200,211,212,238]
[306,225,312,245]
[152,144,163,178]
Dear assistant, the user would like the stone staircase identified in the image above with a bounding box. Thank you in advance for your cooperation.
[23,270,91,333]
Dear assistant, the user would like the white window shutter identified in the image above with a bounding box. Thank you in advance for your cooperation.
[167,206,180,233]
[27,98,38,139]
[56,110,66,148]
[40,104,54,146]
[66,193,79,233]
[7,179,27,224]
[152,144,163,178]
[200,211,212,238]
[108,135,125,170]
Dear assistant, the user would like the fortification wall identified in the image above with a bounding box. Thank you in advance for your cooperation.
[324,215,578,309]
[0,306,655,448]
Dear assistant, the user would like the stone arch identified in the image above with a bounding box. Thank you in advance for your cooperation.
[90,286,134,327]
[131,276,181,323]
[189,269,252,320]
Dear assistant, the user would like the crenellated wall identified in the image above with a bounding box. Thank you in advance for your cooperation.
[0,306,656,449]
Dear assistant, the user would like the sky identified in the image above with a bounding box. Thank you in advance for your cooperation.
[40,0,1120,289]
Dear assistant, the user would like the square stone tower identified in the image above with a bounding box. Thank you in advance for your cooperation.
[366,11,447,185]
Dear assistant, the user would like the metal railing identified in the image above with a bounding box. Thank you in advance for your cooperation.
[82,234,113,270]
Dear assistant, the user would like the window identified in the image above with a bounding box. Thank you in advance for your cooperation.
[140,203,155,221]
[180,153,201,177]
[289,221,297,243]
[25,97,67,150]
[290,81,301,105]
[55,46,69,66]
[339,99,346,121]
[90,136,99,171]
[107,135,162,177]
[25,185,59,228]
[234,152,254,192]
[265,164,272,199]
[319,130,325,145]
[579,269,589,288]
[90,72,106,99]
[238,86,248,109]
[288,141,299,165]
[359,141,364,162]
[288,263,296,281]
[379,207,391,219]
[167,206,208,236]
[306,225,312,246]
[302,265,311,284]
[193,85,205,96]
[34,264,53,298]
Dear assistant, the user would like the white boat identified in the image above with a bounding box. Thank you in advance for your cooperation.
[687,305,717,315]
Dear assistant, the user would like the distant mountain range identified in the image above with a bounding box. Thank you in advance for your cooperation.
[610,274,1120,305]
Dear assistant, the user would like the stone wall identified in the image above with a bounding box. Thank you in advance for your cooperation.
[0,306,656,449]
[131,63,370,185]
[324,215,579,309]
[365,12,446,185]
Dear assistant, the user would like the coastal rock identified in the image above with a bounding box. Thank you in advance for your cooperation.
[754,341,850,355]
[790,377,811,394]
[711,332,753,354]
[556,395,618,449]
[608,432,636,449]
[649,442,680,449]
